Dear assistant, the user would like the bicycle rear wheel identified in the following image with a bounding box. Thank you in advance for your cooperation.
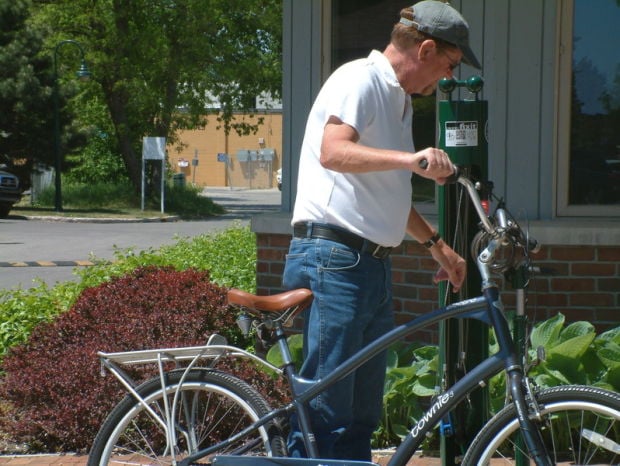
[87,368,286,465]
[463,385,620,465]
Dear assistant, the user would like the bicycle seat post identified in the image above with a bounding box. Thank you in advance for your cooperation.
[272,320,296,371]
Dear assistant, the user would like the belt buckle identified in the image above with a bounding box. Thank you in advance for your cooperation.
[372,244,391,259]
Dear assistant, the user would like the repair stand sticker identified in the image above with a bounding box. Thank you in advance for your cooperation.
[445,121,478,147]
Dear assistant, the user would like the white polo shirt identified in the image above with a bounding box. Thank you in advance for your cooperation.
[292,50,414,247]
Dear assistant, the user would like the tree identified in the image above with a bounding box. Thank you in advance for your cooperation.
[32,0,282,192]
[0,0,79,189]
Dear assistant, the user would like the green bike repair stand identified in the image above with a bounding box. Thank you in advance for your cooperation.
[436,76,489,466]
[509,264,531,466]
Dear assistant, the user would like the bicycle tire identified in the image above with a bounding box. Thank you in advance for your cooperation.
[462,384,620,465]
[87,368,286,466]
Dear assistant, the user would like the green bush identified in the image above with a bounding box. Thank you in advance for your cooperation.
[164,183,223,217]
[0,225,256,359]
[32,182,139,210]
[29,181,224,218]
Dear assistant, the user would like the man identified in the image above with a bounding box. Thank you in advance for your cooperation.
[283,1,480,460]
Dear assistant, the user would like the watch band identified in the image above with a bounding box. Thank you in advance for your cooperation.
[423,232,441,249]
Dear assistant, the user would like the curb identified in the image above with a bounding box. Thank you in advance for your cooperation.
[0,261,96,268]
[16,215,180,223]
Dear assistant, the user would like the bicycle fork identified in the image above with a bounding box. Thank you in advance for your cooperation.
[484,286,553,466]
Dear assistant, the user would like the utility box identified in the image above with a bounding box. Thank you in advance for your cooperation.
[172,173,186,187]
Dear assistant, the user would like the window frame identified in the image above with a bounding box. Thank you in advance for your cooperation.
[556,0,620,217]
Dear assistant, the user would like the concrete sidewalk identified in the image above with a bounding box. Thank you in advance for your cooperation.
[0,454,86,465]
[0,453,442,465]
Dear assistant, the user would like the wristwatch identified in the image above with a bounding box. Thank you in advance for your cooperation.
[423,232,441,249]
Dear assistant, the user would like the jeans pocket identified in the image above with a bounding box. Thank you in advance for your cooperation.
[323,246,360,271]
[283,251,308,290]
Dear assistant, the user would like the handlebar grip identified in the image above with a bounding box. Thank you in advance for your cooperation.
[444,167,460,184]
[418,159,460,184]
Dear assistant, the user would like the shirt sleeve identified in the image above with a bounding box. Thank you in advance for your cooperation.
[321,64,377,136]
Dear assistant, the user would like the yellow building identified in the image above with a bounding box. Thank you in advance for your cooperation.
[170,111,282,189]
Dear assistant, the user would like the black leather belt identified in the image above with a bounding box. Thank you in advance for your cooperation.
[293,222,392,259]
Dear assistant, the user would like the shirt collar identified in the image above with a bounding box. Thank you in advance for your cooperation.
[367,49,401,88]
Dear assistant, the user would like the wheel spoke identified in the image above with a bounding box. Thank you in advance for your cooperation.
[462,386,620,465]
[87,370,286,466]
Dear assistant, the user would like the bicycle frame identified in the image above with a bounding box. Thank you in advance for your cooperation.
[179,289,549,466]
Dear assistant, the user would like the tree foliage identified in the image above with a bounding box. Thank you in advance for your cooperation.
[29,0,282,191]
[0,1,52,187]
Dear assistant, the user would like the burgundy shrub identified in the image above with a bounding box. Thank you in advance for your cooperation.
[0,266,287,453]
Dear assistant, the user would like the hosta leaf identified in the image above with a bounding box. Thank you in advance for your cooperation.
[596,342,620,370]
[412,373,437,396]
[533,373,563,388]
[413,345,439,362]
[536,366,572,385]
[596,327,620,345]
[558,321,594,343]
[605,366,620,391]
[548,332,595,360]
[386,348,399,369]
[391,423,411,440]
[530,313,564,349]
[592,380,615,391]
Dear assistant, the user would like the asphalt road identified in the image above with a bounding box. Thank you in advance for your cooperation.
[0,187,281,290]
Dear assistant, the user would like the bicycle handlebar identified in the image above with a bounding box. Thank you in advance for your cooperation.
[418,158,540,283]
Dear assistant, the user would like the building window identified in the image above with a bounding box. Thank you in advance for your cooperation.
[558,0,620,216]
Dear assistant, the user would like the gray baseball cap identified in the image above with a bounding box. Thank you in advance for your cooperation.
[400,1,482,69]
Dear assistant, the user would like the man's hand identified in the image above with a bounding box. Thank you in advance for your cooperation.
[414,147,454,184]
[430,244,466,292]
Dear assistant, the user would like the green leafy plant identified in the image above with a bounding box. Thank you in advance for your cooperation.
[488,314,620,414]
[25,181,224,219]
[0,225,256,359]
[374,343,439,448]
[527,314,620,391]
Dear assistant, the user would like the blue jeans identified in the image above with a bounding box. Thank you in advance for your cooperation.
[283,236,394,461]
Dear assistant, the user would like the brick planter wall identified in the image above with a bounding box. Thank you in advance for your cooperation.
[257,233,620,343]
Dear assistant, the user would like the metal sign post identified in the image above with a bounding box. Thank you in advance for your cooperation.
[142,137,166,213]
[192,149,199,185]
[436,76,489,466]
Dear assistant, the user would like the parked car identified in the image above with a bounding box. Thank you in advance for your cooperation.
[276,168,282,191]
[0,169,22,218]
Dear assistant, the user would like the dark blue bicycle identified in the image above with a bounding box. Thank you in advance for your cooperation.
[88,169,620,466]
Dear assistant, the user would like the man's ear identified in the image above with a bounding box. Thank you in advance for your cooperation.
[418,39,437,62]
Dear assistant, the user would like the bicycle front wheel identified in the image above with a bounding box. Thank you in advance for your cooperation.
[87,368,286,465]
[463,385,620,465]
